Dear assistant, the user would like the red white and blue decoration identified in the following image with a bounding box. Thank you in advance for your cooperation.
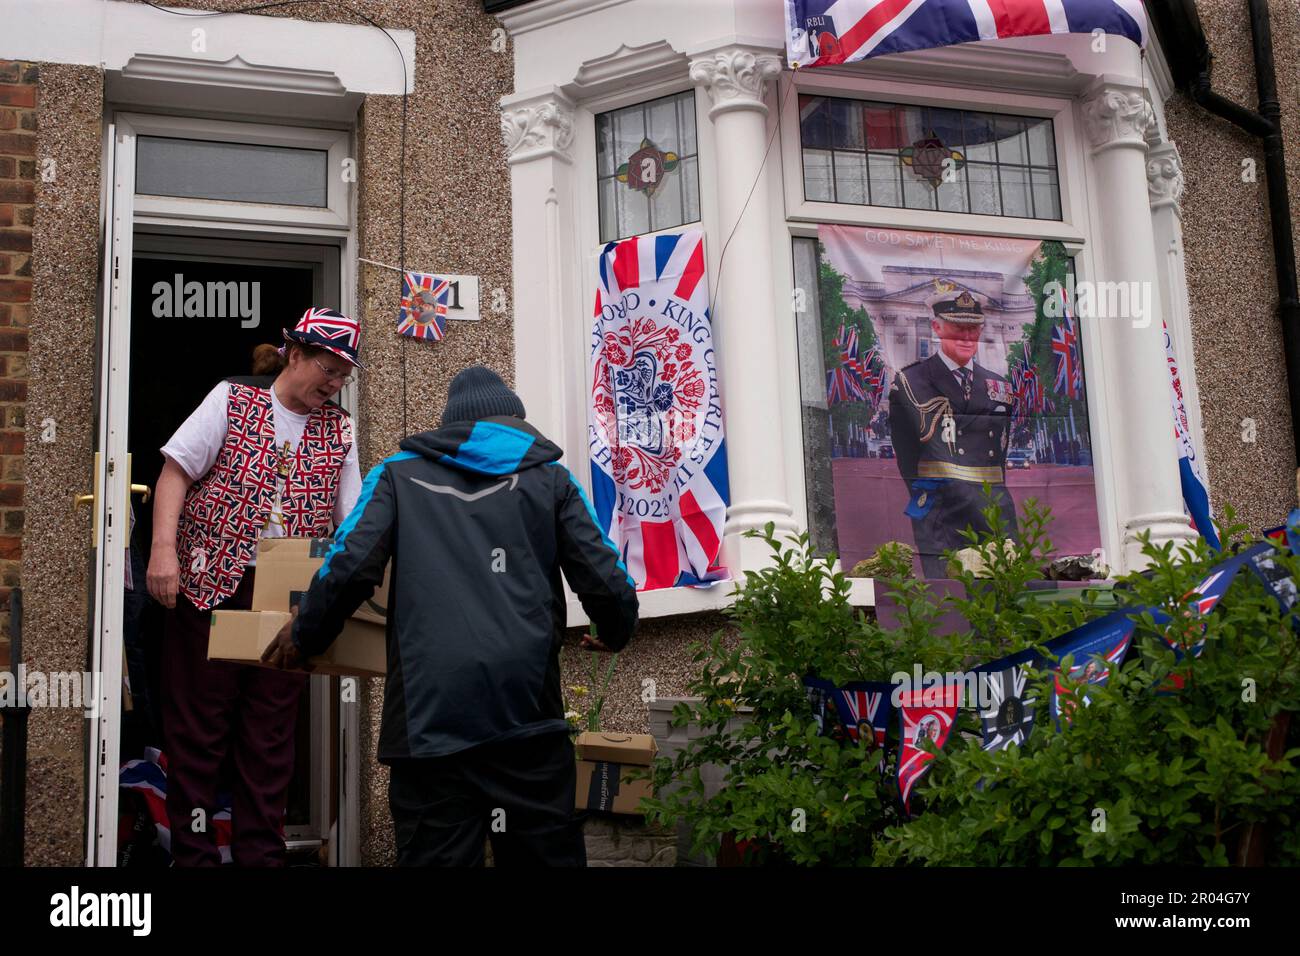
[832,681,893,748]
[1050,289,1082,400]
[1164,319,1219,549]
[283,306,364,368]
[119,748,234,865]
[398,271,452,342]
[785,0,1148,70]
[896,685,959,814]
[1045,609,1136,724]
[1149,544,1266,667]
[589,229,730,591]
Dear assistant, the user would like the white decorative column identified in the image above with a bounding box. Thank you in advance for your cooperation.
[1147,136,1212,485]
[1081,79,1196,569]
[689,46,797,571]
[500,88,577,447]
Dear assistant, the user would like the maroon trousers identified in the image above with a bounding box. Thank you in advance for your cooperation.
[162,569,307,867]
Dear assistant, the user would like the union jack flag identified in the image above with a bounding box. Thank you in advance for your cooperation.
[786,0,1148,69]
[827,324,869,404]
[1051,307,1082,400]
[120,748,234,864]
[398,272,451,341]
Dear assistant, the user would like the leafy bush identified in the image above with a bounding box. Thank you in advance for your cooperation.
[642,502,1300,866]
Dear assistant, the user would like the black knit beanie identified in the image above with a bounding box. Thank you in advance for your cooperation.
[441,365,526,425]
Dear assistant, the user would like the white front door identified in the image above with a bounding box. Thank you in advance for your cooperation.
[87,112,361,867]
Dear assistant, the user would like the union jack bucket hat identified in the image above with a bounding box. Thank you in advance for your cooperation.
[282,307,365,369]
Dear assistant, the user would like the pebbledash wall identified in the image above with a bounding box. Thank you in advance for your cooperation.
[3,0,1298,866]
[4,0,727,866]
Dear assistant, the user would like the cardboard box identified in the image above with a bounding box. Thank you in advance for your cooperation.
[575,732,657,815]
[208,609,292,667]
[251,537,392,625]
[208,537,392,677]
[251,537,333,613]
[209,610,387,678]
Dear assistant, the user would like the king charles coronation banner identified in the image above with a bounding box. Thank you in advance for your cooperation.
[588,229,730,591]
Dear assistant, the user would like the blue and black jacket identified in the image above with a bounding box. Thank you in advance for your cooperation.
[292,415,639,761]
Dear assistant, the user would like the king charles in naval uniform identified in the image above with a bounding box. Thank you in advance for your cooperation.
[887,289,1019,578]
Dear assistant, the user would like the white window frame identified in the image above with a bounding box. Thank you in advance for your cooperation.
[772,67,1121,581]
[123,112,351,230]
[779,69,1088,244]
[592,89,705,245]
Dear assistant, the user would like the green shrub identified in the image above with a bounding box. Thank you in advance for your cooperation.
[642,501,1300,866]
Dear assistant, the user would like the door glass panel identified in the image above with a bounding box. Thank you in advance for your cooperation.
[136,137,328,207]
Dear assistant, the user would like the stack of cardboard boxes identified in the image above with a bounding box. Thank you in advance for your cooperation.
[207,537,388,677]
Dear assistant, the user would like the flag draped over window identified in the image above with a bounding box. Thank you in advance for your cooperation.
[1164,319,1219,549]
[785,0,1148,70]
[589,229,730,591]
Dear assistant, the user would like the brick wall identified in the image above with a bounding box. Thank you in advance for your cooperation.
[0,60,35,645]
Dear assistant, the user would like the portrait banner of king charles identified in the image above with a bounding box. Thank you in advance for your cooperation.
[793,225,1103,580]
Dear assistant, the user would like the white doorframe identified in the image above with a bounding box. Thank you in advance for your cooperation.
[87,111,362,867]
[86,117,135,867]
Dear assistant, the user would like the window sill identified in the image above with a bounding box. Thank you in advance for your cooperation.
[564,575,877,626]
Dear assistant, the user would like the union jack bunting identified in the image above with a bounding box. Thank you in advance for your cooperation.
[831,682,893,748]
[1148,545,1267,670]
[896,685,960,815]
[1045,609,1137,724]
[972,647,1038,753]
[398,272,452,342]
[785,0,1147,69]
[589,229,730,591]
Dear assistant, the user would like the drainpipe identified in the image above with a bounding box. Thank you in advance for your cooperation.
[1176,0,1300,497]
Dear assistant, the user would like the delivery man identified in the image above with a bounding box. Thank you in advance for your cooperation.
[147,307,364,866]
[888,290,1019,578]
[263,365,639,867]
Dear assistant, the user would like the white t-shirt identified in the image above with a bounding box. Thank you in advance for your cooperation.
[162,382,361,547]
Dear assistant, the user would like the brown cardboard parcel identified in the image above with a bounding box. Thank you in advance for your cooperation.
[575,732,657,815]
[208,537,391,677]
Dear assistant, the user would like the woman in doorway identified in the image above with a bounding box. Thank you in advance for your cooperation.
[145,307,364,867]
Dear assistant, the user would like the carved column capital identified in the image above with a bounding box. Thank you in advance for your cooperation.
[688,47,782,119]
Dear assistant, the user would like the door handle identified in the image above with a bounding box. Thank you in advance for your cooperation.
[130,484,150,504]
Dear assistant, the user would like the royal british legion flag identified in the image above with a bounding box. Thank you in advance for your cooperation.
[786,0,1147,69]
[589,230,730,591]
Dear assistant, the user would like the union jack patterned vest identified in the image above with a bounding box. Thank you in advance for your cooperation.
[176,383,352,611]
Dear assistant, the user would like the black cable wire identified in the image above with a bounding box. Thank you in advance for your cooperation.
[707,68,795,322]
[141,0,411,433]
